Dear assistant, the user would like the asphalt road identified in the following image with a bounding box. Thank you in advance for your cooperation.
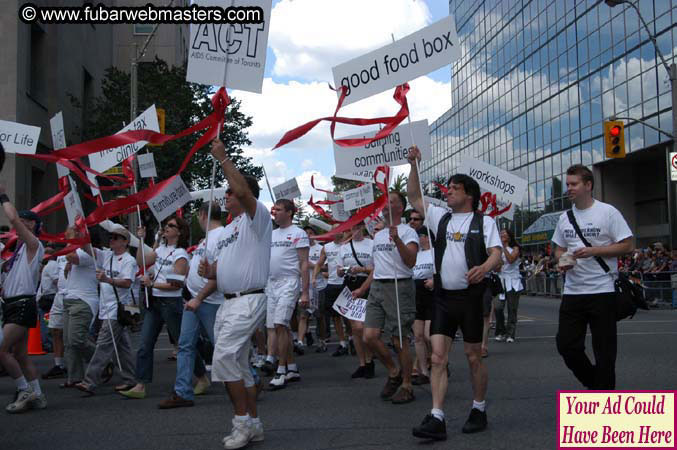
[2,296,676,450]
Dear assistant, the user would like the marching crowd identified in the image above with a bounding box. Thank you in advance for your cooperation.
[0,141,634,448]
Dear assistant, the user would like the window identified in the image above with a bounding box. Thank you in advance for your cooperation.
[134,24,154,35]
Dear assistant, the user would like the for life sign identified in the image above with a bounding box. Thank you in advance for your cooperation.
[670,153,677,181]
[457,157,527,221]
[332,16,460,106]
[333,120,431,175]
[49,112,69,178]
[0,119,40,154]
[273,178,301,200]
[137,153,157,178]
[190,187,228,210]
[186,0,272,93]
[88,105,160,174]
[343,184,374,211]
[147,176,193,222]
[332,287,368,322]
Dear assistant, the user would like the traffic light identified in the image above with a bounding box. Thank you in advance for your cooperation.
[604,120,625,158]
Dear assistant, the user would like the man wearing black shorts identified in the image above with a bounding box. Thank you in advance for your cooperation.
[407,148,502,440]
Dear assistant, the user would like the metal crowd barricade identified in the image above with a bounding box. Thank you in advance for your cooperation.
[639,271,677,307]
[523,271,563,297]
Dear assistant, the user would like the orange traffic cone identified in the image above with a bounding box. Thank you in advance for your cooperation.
[28,319,46,355]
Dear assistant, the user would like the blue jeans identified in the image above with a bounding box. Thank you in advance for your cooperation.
[174,302,219,400]
[135,296,205,384]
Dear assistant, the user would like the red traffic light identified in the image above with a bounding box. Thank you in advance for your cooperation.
[610,126,621,137]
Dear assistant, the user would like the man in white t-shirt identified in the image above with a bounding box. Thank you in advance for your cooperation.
[356,191,419,405]
[407,147,502,440]
[552,164,633,390]
[76,225,138,395]
[159,201,225,409]
[63,223,100,388]
[265,198,310,391]
[295,226,326,354]
[198,139,272,449]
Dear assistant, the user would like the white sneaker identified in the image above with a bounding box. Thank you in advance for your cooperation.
[253,355,265,369]
[495,335,506,342]
[6,390,38,414]
[506,337,515,343]
[269,374,286,390]
[29,393,48,410]
[250,420,264,442]
[222,418,252,449]
[285,371,301,383]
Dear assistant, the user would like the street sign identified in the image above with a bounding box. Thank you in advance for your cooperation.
[670,152,677,181]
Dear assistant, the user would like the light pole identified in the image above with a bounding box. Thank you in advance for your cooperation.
[605,0,677,248]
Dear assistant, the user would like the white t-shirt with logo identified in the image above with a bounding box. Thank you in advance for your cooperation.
[426,204,502,290]
[340,238,374,278]
[98,250,137,320]
[269,225,309,280]
[152,245,189,298]
[372,224,419,280]
[413,249,434,280]
[65,249,100,314]
[215,201,272,294]
[1,242,45,298]
[552,200,632,295]
[324,241,343,286]
[309,243,327,291]
[186,226,225,305]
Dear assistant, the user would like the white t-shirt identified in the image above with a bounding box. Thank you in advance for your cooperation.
[215,201,272,294]
[98,250,137,320]
[426,204,502,290]
[186,226,225,305]
[499,247,523,292]
[413,249,434,280]
[38,259,59,298]
[324,241,344,286]
[152,244,189,298]
[309,243,327,291]
[552,200,632,295]
[1,241,45,298]
[340,238,374,278]
[372,224,419,280]
[269,225,309,280]
[65,249,100,314]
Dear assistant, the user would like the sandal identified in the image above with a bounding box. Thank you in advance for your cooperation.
[75,382,95,396]
[114,384,135,392]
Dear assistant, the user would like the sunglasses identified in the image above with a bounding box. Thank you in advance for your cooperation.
[165,223,179,229]
[226,188,233,195]
[409,217,423,222]
[110,234,126,240]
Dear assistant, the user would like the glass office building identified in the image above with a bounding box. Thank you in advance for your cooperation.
[422,0,676,253]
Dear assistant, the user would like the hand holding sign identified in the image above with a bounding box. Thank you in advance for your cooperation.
[407,145,421,164]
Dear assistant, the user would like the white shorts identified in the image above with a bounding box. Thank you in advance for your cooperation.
[48,293,65,329]
[211,293,266,386]
[265,277,300,328]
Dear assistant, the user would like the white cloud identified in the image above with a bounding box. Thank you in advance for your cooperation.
[269,0,432,81]
[301,159,313,169]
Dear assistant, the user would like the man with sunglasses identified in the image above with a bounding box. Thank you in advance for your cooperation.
[408,210,425,230]
[198,139,272,449]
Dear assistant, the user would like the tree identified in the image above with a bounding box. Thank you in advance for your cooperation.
[69,58,262,195]
[391,173,408,194]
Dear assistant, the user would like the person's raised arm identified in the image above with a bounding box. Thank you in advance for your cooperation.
[211,139,257,219]
[0,185,39,260]
[406,146,425,216]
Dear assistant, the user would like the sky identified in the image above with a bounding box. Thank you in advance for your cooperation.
[230,0,452,206]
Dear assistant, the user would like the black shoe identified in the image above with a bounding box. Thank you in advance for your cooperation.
[42,365,67,380]
[413,414,447,440]
[261,361,276,376]
[349,340,356,355]
[101,362,114,384]
[462,408,488,434]
[351,365,366,379]
[412,374,430,386]
[332,345,348,357]
[364,361,375,379]
[305,332,314,347]
[315,342,328,353]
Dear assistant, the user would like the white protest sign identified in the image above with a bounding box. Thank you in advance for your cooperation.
[49,112,70,178]
[332,16,460,106]
[273,178,301,200]
[364,215,383,237]
[334,120,431,175]
[309,218,332,232]
[332,287,368,322]
[137,152,157,178]
[186,0,272,93]
[327,192,350,222]
[343,184,374,211]
[87,172,100,198]
[64,178,84,226]
[88,105,160,173]
[336,170,375,184]
[147,176,193,222]
[0,119,40,154]
[457,157,528,221]
[190,187,228,210]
